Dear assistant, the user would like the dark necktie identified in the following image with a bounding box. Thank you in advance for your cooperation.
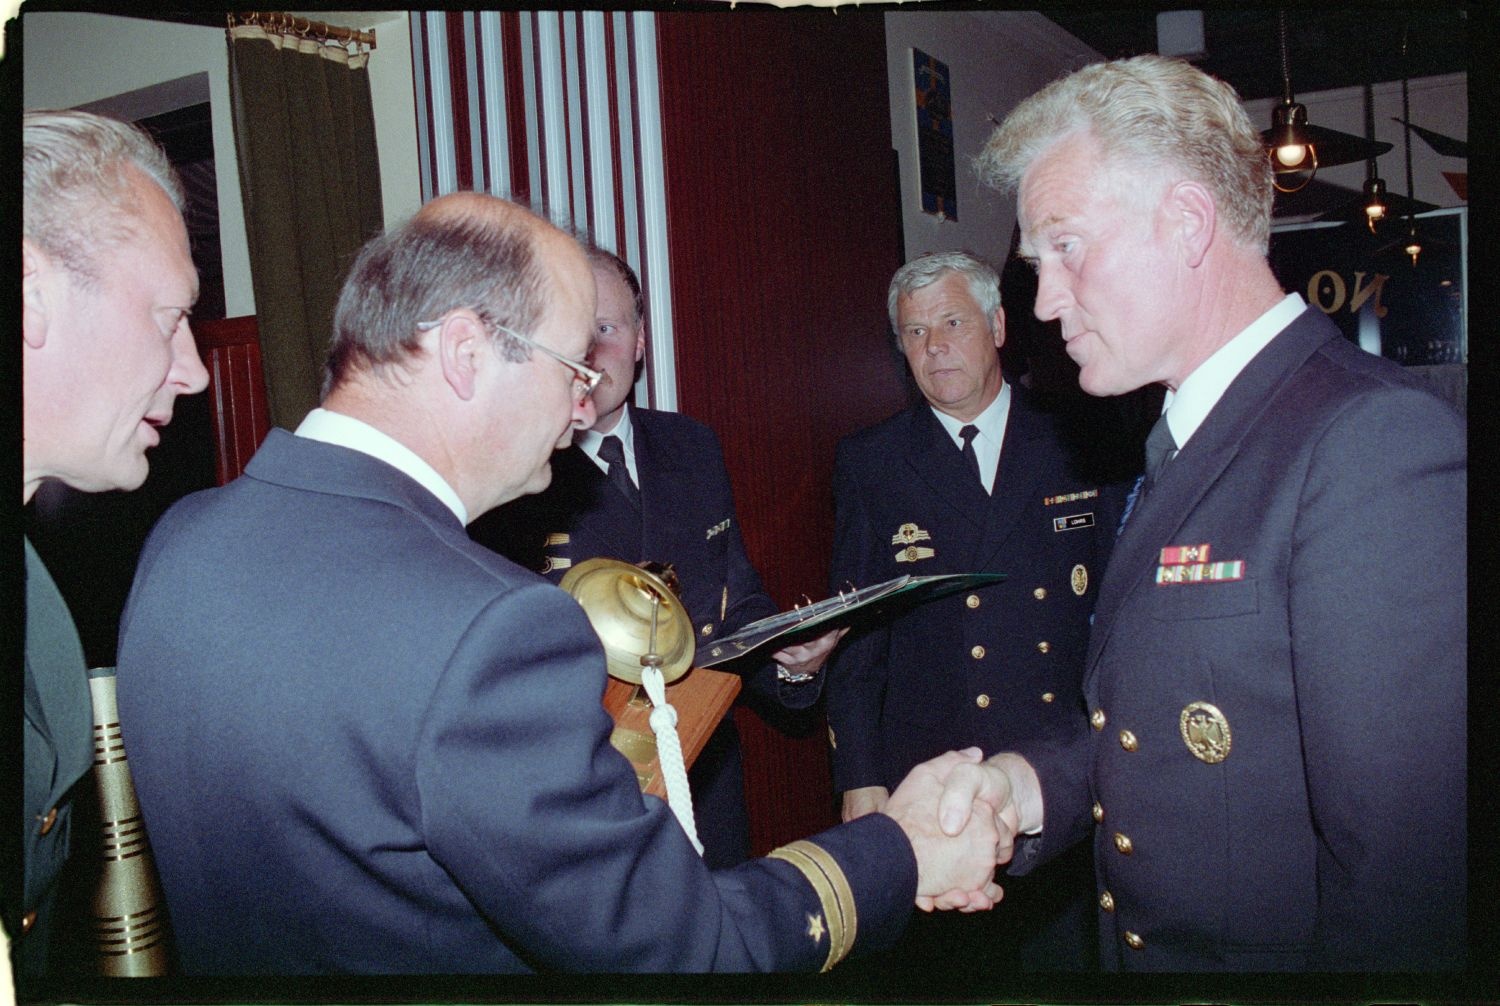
[959,424,985,492]
[597,435,641,512]
[1140,412,1179,505]
[1117,415,1176,535]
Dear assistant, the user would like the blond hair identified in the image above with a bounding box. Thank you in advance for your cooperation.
[977,55,1272,253]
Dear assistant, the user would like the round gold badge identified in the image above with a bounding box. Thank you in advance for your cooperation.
[1179,701,1231,764]
[1071,563,1088,596]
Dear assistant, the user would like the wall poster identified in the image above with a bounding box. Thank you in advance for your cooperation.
[912,48,956,221]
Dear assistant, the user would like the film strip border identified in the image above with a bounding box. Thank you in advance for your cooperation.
[409,11,677,411]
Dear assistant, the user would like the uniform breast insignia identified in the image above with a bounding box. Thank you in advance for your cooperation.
[540,556,572,574]
[544,533,570,546]
[1160,543,1209,564]
[1070,563,1089,596]
[705,518,731,540]
[1156,543,1243,584]
[1180,701,1232,763]
[891,523,935,563]
[1053,512,1095,532]
[1043,488,1099,506]
[891,523,931,546]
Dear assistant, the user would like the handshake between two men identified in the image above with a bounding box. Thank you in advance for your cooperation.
[880,748,1037,912]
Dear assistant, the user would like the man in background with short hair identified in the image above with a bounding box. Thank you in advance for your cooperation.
[826,250,1120,970]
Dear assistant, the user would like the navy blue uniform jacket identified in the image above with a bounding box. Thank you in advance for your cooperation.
[826,385,1121,793]
[469,406,816,868]
[1015,308,1466,971]
[115,430,915,974]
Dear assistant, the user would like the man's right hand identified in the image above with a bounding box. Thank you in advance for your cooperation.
[882,749,1005,907]
[916,752,1041,912]
[841,785,889,822]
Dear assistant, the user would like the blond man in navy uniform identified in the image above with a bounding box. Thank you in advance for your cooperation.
[16,110,208,978]
[471,246,842,869]
[934,55,1465,971]
[826,250,1121,969]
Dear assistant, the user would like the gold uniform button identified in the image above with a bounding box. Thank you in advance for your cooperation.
[1091,708,1107,730]
[39,807,58,836]
[1119,730,1138,752]
[966,594,981,609]
[1124,931,1145,950]
[21,910,37,934]
[1036,640,1051,654]
[1041,692,1056,703]
[976,694,991,709]
[1098,890,1115,912]
[1114,832,1133,855]
[1033,587,1047,600]
[700,623,714,637]
[970,645,986,660]
[1092,801,1104,822]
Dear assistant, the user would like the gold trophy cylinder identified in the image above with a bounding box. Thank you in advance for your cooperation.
[88,668,171,975]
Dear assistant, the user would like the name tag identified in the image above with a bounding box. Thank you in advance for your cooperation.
[1052,512,1095,533]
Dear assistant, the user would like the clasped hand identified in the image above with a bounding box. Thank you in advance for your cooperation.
[881,748,1019,913]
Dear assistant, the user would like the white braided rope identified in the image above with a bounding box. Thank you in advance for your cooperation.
[639,664,703,856]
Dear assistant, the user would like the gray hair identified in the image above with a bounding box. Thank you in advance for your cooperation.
[23,109,186,283]
[323,204,548,395]
[887,250,1002,334]
[976,54,1272,253]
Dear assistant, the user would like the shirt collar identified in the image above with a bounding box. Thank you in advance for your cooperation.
[930,380,1011,449]
[577,403,637,463]
[1163,292,1306,447]
[295,407,469,525]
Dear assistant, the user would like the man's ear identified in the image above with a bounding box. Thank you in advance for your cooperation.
[22,239,51,350]
[1167,180,1216,268]
[633,325,646,365]
[991,305,1007,351]
[435,311,487,401]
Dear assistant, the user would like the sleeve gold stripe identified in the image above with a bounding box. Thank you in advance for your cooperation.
[767,839,858,971]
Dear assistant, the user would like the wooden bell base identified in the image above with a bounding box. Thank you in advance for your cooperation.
[602,665,740,799]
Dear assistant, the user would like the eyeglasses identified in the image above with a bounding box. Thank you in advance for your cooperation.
[416,312,603,400]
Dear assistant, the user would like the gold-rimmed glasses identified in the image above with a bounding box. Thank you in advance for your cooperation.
[416,312,603,400]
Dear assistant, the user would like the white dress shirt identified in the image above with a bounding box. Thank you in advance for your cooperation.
[577,406,641,488]
[1161,292,1307,448]
[930,381,1012,494]
[295,407,469,525]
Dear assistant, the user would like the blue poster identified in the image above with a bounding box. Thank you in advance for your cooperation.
[913,49,956,221]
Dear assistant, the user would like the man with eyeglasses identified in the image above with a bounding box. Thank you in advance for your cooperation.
[114,192,1011,975]
[471,246,843,871]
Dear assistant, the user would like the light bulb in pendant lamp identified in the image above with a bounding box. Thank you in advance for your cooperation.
[1363,177,1389,232]
[1269,99,1316,171]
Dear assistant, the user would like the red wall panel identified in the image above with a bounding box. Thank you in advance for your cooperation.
[657,12,911,853]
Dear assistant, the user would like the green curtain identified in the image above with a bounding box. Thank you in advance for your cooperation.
[227,25,384,430]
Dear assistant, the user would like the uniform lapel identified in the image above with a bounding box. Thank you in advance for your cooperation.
[975,390,1045,569]
[1083,311,1336,685]
[903,405,991,537]
[550,444,630,560]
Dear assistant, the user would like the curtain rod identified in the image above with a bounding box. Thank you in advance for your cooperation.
[228,11,376,50]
